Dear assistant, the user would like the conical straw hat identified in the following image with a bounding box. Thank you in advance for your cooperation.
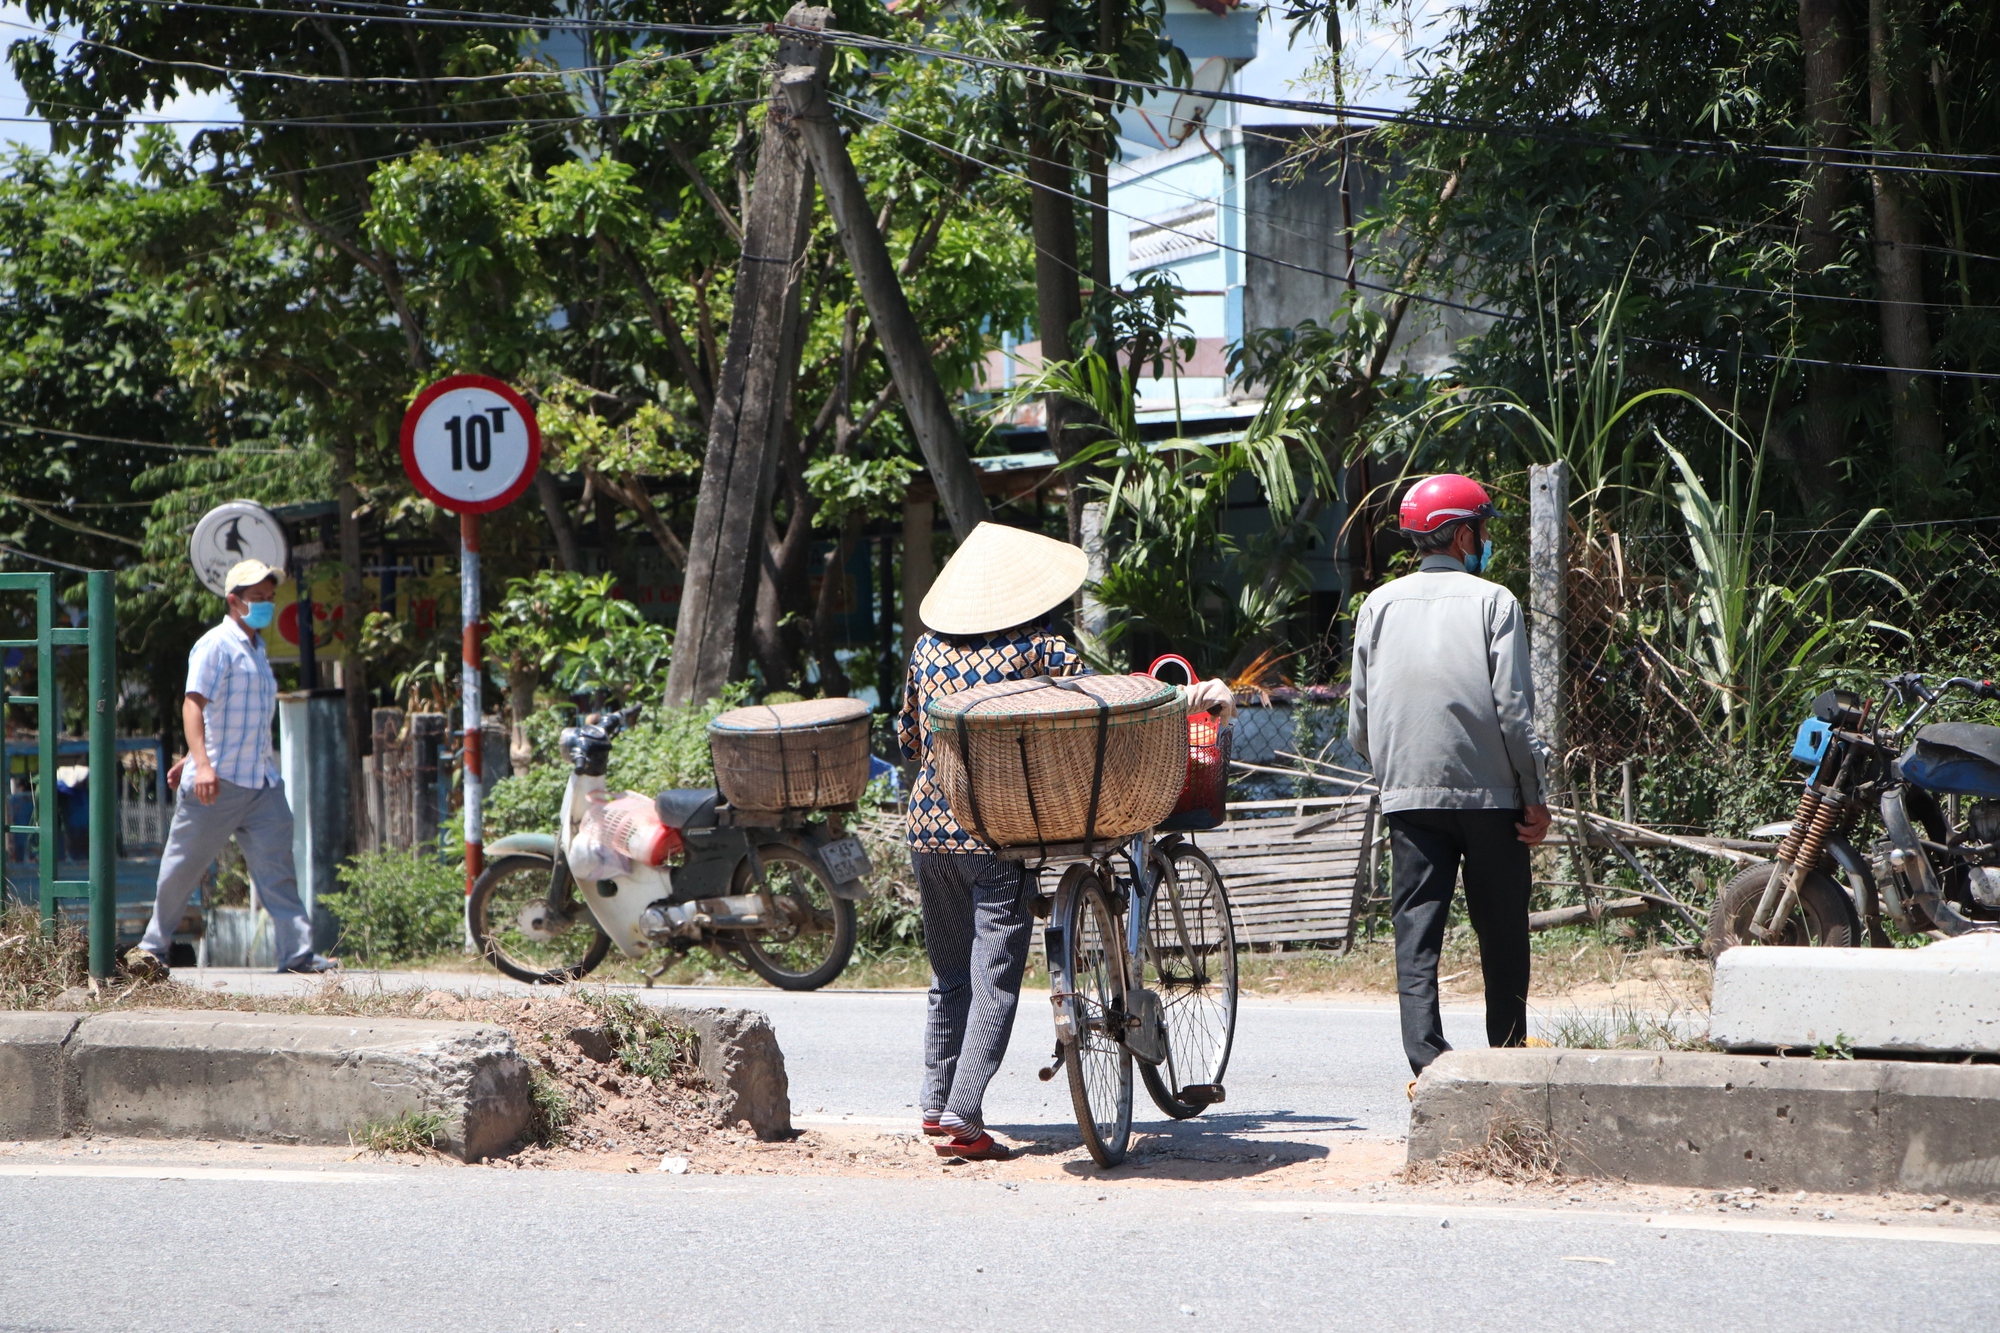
[919,522,1089,636]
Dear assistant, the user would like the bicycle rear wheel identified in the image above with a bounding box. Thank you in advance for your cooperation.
[1139,843,1238,1118]
[1056,862,1133,1168]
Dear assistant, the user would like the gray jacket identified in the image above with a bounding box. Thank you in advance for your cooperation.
[1347,554,1547,813]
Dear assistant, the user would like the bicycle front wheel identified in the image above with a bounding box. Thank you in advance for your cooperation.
[1057,862,1133,1168]
[1140,843,1238,1119]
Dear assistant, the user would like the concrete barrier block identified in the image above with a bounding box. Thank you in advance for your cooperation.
[0,1013,81,1139]
[1409,1049,2000,1201]
[1544,1051,1889,1194]
[1407,1049,1552,1158]
[1879,1061,2000,1198]
[70,1011,529,1161]
[1711,937,2000,1055]
[673,1007,791,1141]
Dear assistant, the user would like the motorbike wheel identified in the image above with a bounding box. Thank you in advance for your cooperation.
[733,845,857,991]
[1705,860,1858,957]
[470,854,612,985]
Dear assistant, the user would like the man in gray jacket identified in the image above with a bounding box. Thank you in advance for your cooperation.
[1348,473,1550,1079]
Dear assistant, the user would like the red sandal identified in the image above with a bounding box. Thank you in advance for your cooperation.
[921,1115,946,1137]
[935,1130,1013,1162]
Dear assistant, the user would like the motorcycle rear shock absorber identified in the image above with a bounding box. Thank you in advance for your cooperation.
[1751,787,1823,933]
[1753,792,1846,940]
[1752,746,1853,940]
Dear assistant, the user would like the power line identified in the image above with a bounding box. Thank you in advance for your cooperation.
[0,419,295,454]
[823,25,2000,183]
[844,95,2000,387]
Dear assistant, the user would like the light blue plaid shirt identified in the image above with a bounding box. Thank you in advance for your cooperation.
[184,618,280,790]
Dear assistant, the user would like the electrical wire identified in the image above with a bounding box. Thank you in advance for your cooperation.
[0,542,95,573]
[0,419,295,454]
[841,93,2000,386]
[822,25,2000,182]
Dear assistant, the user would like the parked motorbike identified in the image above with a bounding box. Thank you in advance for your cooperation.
[470,706,874,989]
[1708,673,2000,954]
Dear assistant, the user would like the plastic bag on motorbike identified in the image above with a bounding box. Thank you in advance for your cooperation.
[568,792,633,881]
[570,790,678,881]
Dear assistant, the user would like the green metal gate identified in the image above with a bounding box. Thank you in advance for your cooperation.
[1,570,116,978]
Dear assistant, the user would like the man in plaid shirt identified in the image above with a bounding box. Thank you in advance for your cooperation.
[125,559,337,978]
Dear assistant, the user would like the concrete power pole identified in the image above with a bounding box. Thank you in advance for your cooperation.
[663,7,830,708]
[1528,461,1570,789]
[780,58,991,541]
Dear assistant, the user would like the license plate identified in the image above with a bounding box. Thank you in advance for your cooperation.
[820,835,872,884]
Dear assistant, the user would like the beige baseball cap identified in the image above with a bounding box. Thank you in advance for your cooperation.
[919,522,1089,636]
[223,558,286,594]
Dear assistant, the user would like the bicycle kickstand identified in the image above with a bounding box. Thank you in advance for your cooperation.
[1037,1040,1063,1082]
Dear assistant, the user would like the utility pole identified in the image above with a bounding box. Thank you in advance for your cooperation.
[1528,461,1570,785]
[780,60,992,541]
[663,5,829,708]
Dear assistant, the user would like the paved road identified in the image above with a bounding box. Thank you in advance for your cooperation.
[2,1165,1994,1332]
[201,966,1487,1146]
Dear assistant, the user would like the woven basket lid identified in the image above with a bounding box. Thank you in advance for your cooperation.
[710,697,871,732]
[926,673,1176,726]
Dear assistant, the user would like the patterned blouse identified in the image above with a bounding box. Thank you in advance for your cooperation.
[896,625,1082,853]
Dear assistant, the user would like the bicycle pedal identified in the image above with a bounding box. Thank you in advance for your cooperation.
[1178,1083,1226,1107]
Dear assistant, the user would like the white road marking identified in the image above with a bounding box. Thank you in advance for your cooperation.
[1241,1199,2000,1246]
[0,1164,402,1184]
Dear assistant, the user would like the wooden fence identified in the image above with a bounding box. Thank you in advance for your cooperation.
[1189,795,1376,952]
[356,708,510,855]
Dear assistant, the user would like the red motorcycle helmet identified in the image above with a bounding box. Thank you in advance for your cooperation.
[1398,473,1497,535]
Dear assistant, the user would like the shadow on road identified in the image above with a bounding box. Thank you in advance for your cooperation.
[987,1109,1359,1181]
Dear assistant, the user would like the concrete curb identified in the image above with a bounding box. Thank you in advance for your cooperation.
[0,1010,529,1161]
[1409,1049,2000,1201]
[0,1004,794,1154]
[664,1006,791,1141]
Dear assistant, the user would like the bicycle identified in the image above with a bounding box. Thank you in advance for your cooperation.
[1019,825,1240,1168]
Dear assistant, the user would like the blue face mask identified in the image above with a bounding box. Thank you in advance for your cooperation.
[1463,538,1493,576]
[242,600,275,630]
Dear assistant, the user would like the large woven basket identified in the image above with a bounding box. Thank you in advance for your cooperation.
[708,697,873,812]
[926,674,1187,850]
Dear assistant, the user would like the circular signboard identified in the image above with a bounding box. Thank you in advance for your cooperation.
[399,374,541,515]
[188,501,290,597]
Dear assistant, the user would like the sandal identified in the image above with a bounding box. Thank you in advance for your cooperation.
[921,1115,946,1137]
[935,1129,1013,1162]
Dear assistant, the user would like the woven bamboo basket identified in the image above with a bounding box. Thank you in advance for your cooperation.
[926,674,1187,849]
[708,697,873,812]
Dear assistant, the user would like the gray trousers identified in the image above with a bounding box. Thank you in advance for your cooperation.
[913,850,1034,1126]
[141,779,313,968]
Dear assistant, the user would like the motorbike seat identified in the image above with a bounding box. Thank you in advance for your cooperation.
[654,788,721,830]
[1900,723,2000,799]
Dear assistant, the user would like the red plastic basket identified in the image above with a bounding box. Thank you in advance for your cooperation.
[1144,655,1232,831]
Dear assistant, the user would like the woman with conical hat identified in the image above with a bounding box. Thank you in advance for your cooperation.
[895,522,1233,1161]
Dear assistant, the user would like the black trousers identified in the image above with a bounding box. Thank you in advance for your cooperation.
[1386,808,1532,1075]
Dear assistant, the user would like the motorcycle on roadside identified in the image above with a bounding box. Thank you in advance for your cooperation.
[470,707,876,989]
[1707,673,2000,955]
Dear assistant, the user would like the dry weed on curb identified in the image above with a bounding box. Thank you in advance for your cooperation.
[1404,1118,1569,1187]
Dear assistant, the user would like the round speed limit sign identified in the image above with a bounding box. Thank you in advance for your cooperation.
[399,374,541,514]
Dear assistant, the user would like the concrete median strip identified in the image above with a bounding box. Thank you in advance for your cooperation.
[1409,1049,2000,1202]
[0,1003,792,1160]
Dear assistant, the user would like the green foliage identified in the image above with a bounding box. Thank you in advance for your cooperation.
[527,1064,574,1147]
[350,1109,447,1155]
[485,571,674,709]
[575,992,697,1085]
[326,849,465,963]
[1653,441,1907,749]
[483,690,742,840]
[1023,351,1336,672]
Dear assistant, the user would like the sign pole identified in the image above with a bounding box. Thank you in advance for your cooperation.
[397,372,539,952]
[461,511,483,944]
